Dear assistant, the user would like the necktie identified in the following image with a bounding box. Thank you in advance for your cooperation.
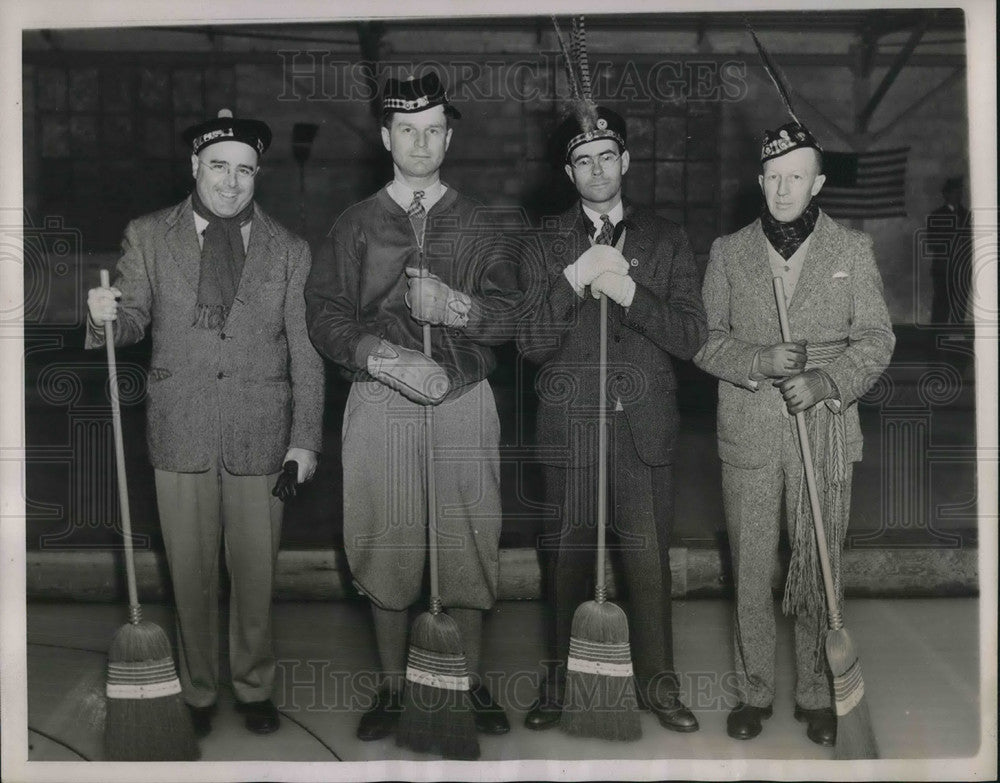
[407,190,426,249]
[595,213,614,245]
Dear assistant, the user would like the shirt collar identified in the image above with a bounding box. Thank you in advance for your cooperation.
[193,212,252,248]
[387,178,447,212]
[581,201,624,234]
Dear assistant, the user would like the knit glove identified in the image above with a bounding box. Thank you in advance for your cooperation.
[756,342,807,379]
[404,267,472,327]
[563,244,630,297]
[366,339,450,405]
[589,270,636,307]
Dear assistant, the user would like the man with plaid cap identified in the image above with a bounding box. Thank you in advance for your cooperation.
[85,109,324,737]
[694,122,894,745]
[305,71,522,742]
[517,105,707,733]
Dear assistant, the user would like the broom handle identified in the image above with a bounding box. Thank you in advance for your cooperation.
[596,292,608,598]
[423,322,441,611]
[100,269,140,617]
[772,277,841,627]
[590,226,627,601]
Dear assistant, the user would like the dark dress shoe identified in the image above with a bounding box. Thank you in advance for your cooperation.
[356,687,402,741]
[187,704,215,738]
[524,696,562,731]
[236,699,280,734]
[726,702,773,740]
[795,704,836,747]
[469,684,510,735]
[649,697,699,733]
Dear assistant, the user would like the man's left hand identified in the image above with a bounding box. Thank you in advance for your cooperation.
[776,370,835,415]
[404,267,472,327]
[590,271,636,307]
[283,447,318,483]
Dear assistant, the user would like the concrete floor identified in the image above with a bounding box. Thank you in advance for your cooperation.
[22,597,983,770]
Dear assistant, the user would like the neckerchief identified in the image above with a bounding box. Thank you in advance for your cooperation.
[191,190,254,330]
[760,201,819,260]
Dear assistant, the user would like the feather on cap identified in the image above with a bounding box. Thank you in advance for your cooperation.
[550,16,626,161]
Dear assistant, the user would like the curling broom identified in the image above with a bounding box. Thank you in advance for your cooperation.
[395,322,479,760]
[773,276,879,759]
[99,269,198,761]
[560,227,641,741]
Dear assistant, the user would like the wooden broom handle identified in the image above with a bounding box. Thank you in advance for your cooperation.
[772,277,840,624]
[423,322,442,611]
[592,225,626,600]
[100,269,139,615]
[596,293,608,597]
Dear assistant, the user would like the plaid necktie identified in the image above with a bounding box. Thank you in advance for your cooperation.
[595,213,614,245]
[407,190,426,248]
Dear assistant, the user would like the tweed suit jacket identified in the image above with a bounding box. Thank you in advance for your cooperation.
[694,211,895,469]
[517,202,708,468]
[85,197,325,475]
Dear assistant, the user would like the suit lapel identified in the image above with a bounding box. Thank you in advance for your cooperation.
[620,202,652,280]
[788,212,834,312]
[746,221,779,308]
[164,198,202,293]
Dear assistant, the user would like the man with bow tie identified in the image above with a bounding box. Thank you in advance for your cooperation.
[85,109,325,738]
[305,71,522,742]
[694,122,894,746]
[517,105,707,733]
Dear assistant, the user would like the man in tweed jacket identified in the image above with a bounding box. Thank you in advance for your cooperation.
[85,110,324,738]
[694,122,894,746]
[518,106,707,733]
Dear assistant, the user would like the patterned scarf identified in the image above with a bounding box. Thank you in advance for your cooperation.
[760,201,819,260]
[191,190,254,330]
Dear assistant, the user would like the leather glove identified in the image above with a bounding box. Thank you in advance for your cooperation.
[757,342,807,378]
[777,369,836,414]
[563,245,630,297]
[366,339,450,405]
[272,461,299,502]
[404,267,472,327]
[589,271,636,307]
[87,283,121,324]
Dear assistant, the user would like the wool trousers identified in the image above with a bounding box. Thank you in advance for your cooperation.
[721,421,853,711]
[155,462,282,708]
[539,411,678,706]
[341,380,502,612]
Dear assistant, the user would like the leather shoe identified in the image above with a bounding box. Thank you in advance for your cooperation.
[524,695,562,731]
[648,696,699,733]
[726,702,773,740]
[236,699,280,735]
[187,704,215,738]
[795,704,836,747]
[356,687,402,741]
[469,684,510,735]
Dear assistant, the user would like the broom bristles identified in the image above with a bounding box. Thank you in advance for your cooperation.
[560,600,641,741]
[396,611,479,760]
[104,620,198,761]
[826,627,879,759]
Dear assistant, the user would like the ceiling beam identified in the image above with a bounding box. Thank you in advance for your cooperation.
[856,16,929,133]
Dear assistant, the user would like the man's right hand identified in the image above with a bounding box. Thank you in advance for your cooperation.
[366,340,450,405]
[757,341,807,378]
[87,284,121,324]
[563,244,630,296]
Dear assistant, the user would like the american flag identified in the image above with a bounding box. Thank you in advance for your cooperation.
[815,147,909,219]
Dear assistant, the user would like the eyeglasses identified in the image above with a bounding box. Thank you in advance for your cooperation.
[197,160,259,181]
[571,151,621,171]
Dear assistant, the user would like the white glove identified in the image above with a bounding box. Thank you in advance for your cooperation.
[590,271,636,307]
[563,245,629,297]
[87,284,121,324]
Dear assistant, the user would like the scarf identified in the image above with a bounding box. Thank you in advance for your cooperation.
[191,190,254,330]
[760,201,819,260]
